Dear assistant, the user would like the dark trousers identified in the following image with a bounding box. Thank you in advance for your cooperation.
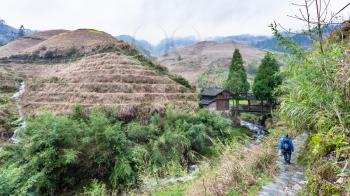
[282,150,292,163]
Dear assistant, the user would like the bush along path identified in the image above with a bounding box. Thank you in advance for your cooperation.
[260,133,308,196]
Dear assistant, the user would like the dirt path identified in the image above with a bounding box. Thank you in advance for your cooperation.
[260,133,308,196]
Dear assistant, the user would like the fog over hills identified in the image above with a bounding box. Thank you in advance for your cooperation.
[115,33,314,57]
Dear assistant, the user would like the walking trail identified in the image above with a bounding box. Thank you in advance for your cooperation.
[260,133,308,196]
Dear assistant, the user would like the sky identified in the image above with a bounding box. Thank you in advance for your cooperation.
[0,0,349,44]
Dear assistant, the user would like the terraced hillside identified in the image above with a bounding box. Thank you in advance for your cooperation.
[0,29,197,136]
[159,41,267,87]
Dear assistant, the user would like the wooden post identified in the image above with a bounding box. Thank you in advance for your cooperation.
[261,100,263,115]
[236,98,239,117]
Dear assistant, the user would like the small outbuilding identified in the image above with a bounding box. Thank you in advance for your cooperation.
[199,88,232,111]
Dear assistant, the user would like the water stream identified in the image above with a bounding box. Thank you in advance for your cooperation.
[140,164,200,193]
[240,119,269,142]
[141,120,268,192]
[10,81,26,143]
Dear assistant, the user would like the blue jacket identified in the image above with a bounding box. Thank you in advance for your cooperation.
[279,137,294,152]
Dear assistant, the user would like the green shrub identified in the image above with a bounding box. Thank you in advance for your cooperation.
[82,180,109,196]
[0,107,246,194]
[171,75,192,89]
[126,122,150,143]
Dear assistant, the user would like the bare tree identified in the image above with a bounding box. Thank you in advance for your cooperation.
[276,0,350,54]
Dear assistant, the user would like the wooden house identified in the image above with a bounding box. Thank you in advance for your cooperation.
[199,88,232,111]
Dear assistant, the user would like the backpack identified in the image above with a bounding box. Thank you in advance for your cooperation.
[283,139,290,151]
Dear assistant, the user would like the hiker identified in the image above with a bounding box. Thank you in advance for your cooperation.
[279,134,294,164]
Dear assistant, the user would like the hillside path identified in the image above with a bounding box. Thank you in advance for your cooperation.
[260,133,308,196]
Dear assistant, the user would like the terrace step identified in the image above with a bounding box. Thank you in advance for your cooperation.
[68,68,158,77]
[24,92,198,104]
[28,82,189,93]
[23,100,198,115]
[61,74,174,84]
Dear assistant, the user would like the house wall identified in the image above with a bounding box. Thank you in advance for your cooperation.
[207,102,216,112]
[216,99,230,111]
[216,92,231,111]
[200,90,232,112]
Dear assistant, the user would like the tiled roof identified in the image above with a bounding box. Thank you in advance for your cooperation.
[200,88,225,96]
[199,98,215,105]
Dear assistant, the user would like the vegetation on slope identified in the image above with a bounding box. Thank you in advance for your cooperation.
[152,123,295,196]
[0,107,246,195]
[0,68,21,140]
[276,24,350,194]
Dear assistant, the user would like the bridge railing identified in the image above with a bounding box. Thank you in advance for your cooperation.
[236,104,271,113]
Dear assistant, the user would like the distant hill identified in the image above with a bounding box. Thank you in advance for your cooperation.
[0,19,32,46]
[211,34,271,44]
[115,35,154,57]
[252,24,341,52]
[252,33,312,52]
[0,30,67,58]
[154,36,197,56]
[115,35,198,57]
[116,33,307,57]
[158,41,266,88]
[0,20,17,45]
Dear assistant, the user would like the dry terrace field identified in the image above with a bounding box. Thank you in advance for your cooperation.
[0,29,197,122]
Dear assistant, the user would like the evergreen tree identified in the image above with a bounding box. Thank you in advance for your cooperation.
[224,49,250,95]
[252,53,281,101]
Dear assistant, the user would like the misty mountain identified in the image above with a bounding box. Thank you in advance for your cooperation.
[252,24,341,52]
[115,35,154,57]
[211,34,271,44]
[154,36,197,56]
[115,35,197,57]
[0,19,17,46]
[0,19,33,46]
[252,33,312,52]
[116,24,342,57]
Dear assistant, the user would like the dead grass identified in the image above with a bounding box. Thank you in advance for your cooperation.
[0,30,196,120]
[158,41,266,86]
[0,53,197,119]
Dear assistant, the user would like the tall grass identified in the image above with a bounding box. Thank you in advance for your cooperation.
[277,34,350,194]
[185,127,292,196]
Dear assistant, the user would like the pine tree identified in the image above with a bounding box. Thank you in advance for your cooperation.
[252,52,281,101]
[224,49,250,95]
